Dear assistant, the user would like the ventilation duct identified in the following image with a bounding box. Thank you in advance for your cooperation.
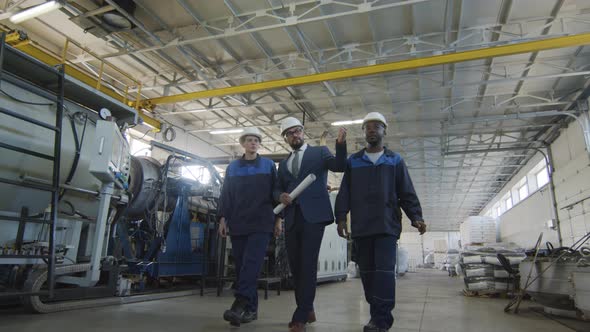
[101,0,135,29]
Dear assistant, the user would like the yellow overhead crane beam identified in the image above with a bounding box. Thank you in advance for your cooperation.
[2,30,161,131]
[145,32,590,107]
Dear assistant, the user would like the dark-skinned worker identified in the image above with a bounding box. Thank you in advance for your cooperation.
[335,112,427,332]
[218,127,282,327]
[276,117,347,332]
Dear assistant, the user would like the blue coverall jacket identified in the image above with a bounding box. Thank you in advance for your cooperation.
[335,148,424,239]
[219,155,280,235]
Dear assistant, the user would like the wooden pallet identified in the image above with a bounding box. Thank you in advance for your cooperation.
[462,289,513,298]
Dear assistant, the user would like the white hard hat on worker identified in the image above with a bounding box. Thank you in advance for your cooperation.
[280,117,304,136]
[239,127,262,143]
[362,112,388,129]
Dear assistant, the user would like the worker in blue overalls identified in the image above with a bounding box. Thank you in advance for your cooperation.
[335,112,427,332]
[218,127,282,327]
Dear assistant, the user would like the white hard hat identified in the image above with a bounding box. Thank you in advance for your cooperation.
[280,117,304,136]
[362,112,387,128]
[239,127,262,143]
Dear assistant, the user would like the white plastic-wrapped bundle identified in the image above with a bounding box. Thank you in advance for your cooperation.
[397,247,409,274]
[482,256,502,266]
[462,255,482,264]
[464,277,495,292]
[424,251,435,265]
[465,268,488,277]
[508,255,526,265]
[493,268,510,278]
[464,265,494,277]
[347,261,359,278]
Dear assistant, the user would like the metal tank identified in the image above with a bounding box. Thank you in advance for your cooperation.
[520,259,578,310]
[0,79,105,218]
[520,251,590,318]
[0,75,142,263]
[126,156,162,218]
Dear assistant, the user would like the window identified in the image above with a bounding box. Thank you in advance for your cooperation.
[494,202,502,217]
[535,167,549,188]
[503,193,513,211]
[517,177,528,201]
[181,165,211,184]
[528,159,549,191]
[129,138,151,157]
[518,183,528,201]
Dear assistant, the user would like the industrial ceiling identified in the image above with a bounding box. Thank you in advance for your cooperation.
[3,0,590,231]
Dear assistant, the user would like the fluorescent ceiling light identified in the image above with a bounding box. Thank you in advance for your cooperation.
[331,119,363,126]
[9,1,62,24]
[210,129,244,135]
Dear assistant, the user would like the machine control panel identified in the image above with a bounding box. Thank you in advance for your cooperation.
[89,120,131,189]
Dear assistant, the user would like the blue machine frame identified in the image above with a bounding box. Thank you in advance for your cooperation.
[126,186,208,279]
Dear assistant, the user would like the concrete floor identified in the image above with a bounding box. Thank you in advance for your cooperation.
[0,269,578,332]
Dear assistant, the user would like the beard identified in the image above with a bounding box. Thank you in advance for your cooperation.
[289,139,304,150]
[366,135,381,147]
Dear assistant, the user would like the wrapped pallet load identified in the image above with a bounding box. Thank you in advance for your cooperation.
[445,249,461,276]
[459,243,526,295]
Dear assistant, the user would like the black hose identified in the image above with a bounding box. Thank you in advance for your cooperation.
[546,241,554,252]
[59,113,88,200]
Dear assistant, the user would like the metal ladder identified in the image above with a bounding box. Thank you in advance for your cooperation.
[0,32,65,299]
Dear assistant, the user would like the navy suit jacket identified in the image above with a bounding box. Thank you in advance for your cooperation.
[277,143,347,229]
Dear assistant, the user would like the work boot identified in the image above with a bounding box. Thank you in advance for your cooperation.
[363,319,377,332]
[363,319,389,332]
[241,310,258,324]
[223,297,248,326]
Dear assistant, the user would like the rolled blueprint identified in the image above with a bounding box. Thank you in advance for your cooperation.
[273,173,317,214]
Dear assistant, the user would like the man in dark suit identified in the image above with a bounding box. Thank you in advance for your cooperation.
[277,117,347,332]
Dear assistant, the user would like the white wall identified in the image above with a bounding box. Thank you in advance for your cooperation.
[480,119,590,249]
[551,121,590,247]
[498,187,558,248]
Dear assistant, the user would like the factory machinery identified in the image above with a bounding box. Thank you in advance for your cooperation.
[519,233,590,320]
[0,36,222,312]
[0,35,347,314]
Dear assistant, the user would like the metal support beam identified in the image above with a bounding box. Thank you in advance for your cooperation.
[145,33,590,106]
[2,29,162,130]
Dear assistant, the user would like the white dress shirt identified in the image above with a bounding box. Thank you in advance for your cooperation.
[287,143,308,175]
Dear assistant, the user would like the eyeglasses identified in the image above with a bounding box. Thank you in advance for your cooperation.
[284,127,303,138]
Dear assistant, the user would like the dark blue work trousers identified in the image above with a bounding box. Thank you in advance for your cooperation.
[355,235,398,329]
[285,206,326,323]
[231,232,272,312]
